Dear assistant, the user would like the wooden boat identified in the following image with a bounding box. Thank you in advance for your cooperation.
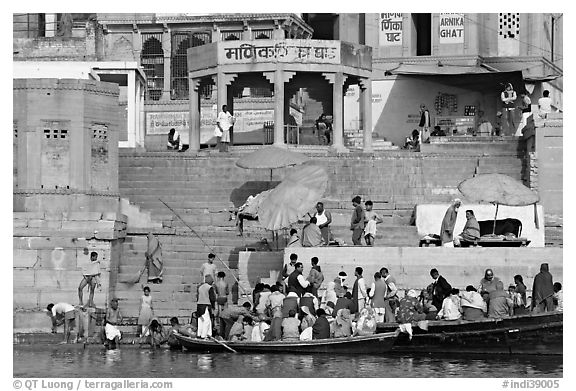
[174,330,399,354]
[376,311,562,355]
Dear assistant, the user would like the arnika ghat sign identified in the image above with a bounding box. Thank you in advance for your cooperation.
[218,39,341,65]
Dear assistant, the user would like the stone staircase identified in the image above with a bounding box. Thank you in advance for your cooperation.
[115,148,525,321]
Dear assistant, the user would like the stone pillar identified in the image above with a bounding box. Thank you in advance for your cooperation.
[360,78,373,152]
[45,13,57,37]
[162,28,171,101]
[273,69,285,146]
[188,78,201,152]
[127,70,136,148]
[331,72,347,152]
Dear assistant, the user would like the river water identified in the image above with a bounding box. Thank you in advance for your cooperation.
[13,346,562,378]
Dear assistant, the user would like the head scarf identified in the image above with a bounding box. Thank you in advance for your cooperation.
[301,306,312,317]
[407,289,418,298]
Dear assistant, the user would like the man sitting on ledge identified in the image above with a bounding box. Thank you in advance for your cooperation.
[454,209,481,247]
[301,217,324,247]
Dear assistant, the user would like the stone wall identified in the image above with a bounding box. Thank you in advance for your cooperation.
[13,212,126,332]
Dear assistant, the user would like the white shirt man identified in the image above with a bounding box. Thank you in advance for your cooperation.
[217,105,234,143]
[200,255,217,282]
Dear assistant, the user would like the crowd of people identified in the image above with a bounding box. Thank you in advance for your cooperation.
[45,248,562,349]
[130,255,560,348]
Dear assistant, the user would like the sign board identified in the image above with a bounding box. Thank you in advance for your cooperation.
[379,13,403,46]
[234,110,274,133]
[146,112,188,135]
[219,39,341,65]
[439,13,464,43]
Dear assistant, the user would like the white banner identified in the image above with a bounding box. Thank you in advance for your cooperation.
[146,112,188,135]
[379,13,403,46]
[439,13,464,43]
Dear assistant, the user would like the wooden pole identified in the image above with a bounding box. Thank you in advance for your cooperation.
[492,203,499,235]
[208,336,238,353]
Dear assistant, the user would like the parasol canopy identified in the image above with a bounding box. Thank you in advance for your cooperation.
[458,173,540,234]
[236,146,309,169]
[458,174,539,206]
[257,165,328,231]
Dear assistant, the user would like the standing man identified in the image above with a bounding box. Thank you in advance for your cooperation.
[429,268,452,312]
[217,105,235,152]
[287,262,310,297]
[214,271,230,320]
[531,263,554,313]
[515,93,532,137]
[501,83,517,135]
[78,251,101,308]
[350,196,365,245]
[351,267,367,314]
[313,202,332,246]
[368,272,387,323]
[418,104,431,144]
[306,257,324,298]
[196,275,216,338]
[380,267,398,323]
[200,253,217,284]
[440,198,462,247]
[538,90,553,119]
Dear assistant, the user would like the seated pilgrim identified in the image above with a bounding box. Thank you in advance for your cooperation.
[454,210,481,247]
[404,129,420,149]
[167,128,182,151]
[287,228,302,248]
[460,286,487,320]
[301,217,324,247]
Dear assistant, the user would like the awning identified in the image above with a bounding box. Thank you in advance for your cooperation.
[386,62,560,82]
[385,63,492,76]
[385,64,525,93]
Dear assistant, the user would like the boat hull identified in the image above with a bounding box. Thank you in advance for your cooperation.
[377,312,563,355]
[175,331,399,354]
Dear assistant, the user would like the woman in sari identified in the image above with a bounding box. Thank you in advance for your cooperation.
[355,307,377,336]
[145,233,164,284]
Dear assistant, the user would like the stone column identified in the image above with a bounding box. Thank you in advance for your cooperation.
[360,78,373,152]
[331,72,347,152]
[45,14,57,37]
[127,70,136,148]
[162,28,171,101]
[188,78,201,152]
[273,69,285,146]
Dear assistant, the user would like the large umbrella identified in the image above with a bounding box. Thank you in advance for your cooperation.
[257,165,328,231]
[458,173,540,234]
[236,146,310,181]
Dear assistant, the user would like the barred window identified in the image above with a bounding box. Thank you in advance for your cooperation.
[221,30,242,41]
[249,87,273,97]
[141,33,164,101]
[252,29,273,40]
[171,32,211,100]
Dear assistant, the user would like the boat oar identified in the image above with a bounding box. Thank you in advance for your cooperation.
[208,336,238,353]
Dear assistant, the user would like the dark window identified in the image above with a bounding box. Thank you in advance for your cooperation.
[413,13,431,56]
[253,29,273,40]
[171,32,211,100]
[221,31,242,41]
[141,33,164,101]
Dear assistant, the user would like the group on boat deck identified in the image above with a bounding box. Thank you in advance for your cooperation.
[170,254,563,345]
[44,248,563,348]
